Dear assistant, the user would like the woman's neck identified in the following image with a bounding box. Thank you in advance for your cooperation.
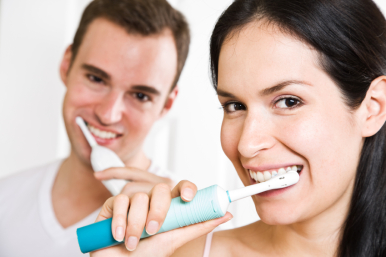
[268,186,352,256]
[242,183,354,256]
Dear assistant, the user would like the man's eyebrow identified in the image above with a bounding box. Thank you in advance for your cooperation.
[216,89,236,98]
[82,64,111,80]
[260,80,311,96]
[132,85,161,96]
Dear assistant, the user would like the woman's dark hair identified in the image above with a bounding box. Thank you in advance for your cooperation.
[210,0,386,256]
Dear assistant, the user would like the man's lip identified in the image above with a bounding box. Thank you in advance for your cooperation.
[93,134,118,145]
[81,118,124,135]
[243,163,301,172]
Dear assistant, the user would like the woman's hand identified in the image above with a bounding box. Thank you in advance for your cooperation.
[90,180,233,257]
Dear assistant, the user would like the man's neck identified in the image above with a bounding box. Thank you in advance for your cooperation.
[52,149,150,228]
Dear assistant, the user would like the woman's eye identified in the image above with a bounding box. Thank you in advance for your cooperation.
[274,97,302,109]
[135,92,150,102]
[223,102,246,113]
[87,74,104,84]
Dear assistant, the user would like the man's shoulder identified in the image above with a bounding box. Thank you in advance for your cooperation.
[0,160,60,198]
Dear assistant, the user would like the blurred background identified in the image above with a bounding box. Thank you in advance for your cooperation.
[0,0,385,230]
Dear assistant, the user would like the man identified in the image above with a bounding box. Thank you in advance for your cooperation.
[0,0,190,256]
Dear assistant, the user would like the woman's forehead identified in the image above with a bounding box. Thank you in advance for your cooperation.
[217,22,322,92]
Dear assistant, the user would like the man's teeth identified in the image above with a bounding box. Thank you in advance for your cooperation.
[87,125,118,139]
[249,165,301,183]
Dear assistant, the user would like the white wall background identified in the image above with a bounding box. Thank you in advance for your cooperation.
[1,0,385,230]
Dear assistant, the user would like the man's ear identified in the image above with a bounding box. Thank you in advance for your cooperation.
[160,86,179,118]
[59,45,73,86]
[361,76,386,137]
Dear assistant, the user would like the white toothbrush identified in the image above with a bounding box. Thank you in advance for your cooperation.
[76,116,128,195]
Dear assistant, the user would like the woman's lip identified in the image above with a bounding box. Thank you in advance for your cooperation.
[255,184,296,197]
[243,163,302,172]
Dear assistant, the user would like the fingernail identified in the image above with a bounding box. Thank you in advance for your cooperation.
[182,188,194,201]
[146,220,159,235]
[115,226,124,242]
[126,236,138,251]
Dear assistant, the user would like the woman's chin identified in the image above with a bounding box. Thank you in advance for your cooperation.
[256,207,301,225]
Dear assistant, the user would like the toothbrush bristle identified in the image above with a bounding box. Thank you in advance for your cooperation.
[76,116,97,147]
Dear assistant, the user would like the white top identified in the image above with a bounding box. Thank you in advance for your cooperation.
[203,231,214,257]
[0,160,174,257]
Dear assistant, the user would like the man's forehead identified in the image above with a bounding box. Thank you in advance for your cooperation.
[74,18,178,92]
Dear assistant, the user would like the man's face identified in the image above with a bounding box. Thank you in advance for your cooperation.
[60,18,178,165]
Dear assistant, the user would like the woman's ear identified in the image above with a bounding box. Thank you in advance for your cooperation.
[361,76,386,137]
[59,45,73,86]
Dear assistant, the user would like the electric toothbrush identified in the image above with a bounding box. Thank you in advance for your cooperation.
[76,116,128,196]
[77,170,300,253]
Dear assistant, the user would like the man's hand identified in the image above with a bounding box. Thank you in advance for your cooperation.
[94,167,175,197]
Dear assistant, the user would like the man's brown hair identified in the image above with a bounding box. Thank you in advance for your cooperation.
[71,0,190,89]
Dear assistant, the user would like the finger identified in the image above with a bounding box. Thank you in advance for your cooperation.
[120,182,154,198]
[125,192,149,251]
[95,196,115,222]
[171,180,197,202]
[111,194,130,242]
[94,167,172,185]
[146,183,172,235]
[151,212,233,255]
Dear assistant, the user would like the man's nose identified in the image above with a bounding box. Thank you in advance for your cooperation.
[94,91,124,125]
[237,114,276,158]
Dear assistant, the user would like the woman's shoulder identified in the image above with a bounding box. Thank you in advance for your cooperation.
[210,222,265,257]
[172,221,266,257]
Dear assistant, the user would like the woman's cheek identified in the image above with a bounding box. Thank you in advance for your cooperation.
[277,111,329,154]
[221,118,243,163]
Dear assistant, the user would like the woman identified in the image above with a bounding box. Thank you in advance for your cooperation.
[91,0,386,256]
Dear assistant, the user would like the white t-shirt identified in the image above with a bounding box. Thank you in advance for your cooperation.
[0,160,175,257]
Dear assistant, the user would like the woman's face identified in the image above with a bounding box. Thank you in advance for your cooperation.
[218,22,364,225]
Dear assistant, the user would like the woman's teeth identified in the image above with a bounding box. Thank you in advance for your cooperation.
[249,165,301,183]
[87,125,118,139]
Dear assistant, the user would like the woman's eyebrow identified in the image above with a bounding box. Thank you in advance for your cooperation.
[216,80,310,98]
[216,89,236,98]
[260,80,311,96]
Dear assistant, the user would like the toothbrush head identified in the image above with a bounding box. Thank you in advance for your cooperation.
[269,169,300,188]
[227,170,300,202]
[76,117,97,147]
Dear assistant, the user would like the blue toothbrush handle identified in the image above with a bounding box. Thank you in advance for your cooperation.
[77,185,226,253]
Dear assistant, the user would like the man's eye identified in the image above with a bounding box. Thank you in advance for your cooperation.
[274,97,302,109]
[88,74,103,83]
[222,102,246,113]
[135,92,150,102]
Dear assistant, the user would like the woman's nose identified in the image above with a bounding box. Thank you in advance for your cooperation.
[94,92,125,125]
[237,114,276,158]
